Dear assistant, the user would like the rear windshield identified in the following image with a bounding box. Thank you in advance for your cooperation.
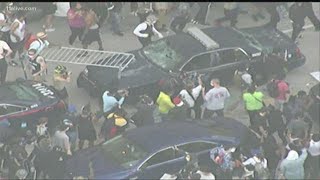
[0,84,40,101]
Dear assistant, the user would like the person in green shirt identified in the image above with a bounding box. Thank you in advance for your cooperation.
[243,85,264,126]
[156,91,175,122]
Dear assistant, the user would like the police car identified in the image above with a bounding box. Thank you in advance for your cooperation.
[0,79,66,129]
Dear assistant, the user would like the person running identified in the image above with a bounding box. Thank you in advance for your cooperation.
[202,78,230,118]
[9,11,27,66]
[26,48,47,82]
[243,84,264,127]
[0,7,13,43]
[81,6,103,51]
[133,14,163,47]
[77,104,96,150]
[42,2,57,32]
[0,39,12,84]
[67,2,85,45]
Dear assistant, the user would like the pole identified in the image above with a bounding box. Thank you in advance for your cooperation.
[20,53,28,80]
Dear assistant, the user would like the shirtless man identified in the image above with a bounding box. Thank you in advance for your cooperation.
[82,7,103,51]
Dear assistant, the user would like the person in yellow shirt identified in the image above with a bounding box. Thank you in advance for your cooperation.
[156,91,175,121]
[243,85,264,126]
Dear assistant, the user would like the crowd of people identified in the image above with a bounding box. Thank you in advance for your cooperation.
[0,2,319,180]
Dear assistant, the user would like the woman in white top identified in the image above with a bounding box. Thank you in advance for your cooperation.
[9,11,26,66]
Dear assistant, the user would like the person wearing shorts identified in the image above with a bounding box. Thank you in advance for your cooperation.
[9,11,26,66]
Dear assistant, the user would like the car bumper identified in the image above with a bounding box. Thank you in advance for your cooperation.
[287,54,306,70]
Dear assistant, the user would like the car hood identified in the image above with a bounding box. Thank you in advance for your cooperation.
[118,50,170,89]
[66,146,127,178]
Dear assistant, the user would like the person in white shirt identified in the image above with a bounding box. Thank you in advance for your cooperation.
[133,14,163,47]
[0,8,13,43]
[179,75,203,119]
[28,32,50,56]
[0,40,12,84]
[202,78,230,118]
[9,11,26,66]
[51,124,72,155]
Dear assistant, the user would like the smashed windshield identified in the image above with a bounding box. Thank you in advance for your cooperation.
[102,135,148,169]
[143,39,184,70]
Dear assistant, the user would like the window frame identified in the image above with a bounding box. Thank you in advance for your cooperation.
[180,47,250,73]
[138,146,179,170]
[0,104,28,117]
[175,141,217,154]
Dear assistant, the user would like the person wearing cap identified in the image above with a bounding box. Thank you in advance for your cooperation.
[77,104,96,150]
[28,31,50,57]
[168,95,189,121]
[133,14,163,47]
[131,95,156,127]
[26,48,47,82]
[279,149,308,180]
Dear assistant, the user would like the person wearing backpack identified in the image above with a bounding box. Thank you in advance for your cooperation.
[179,76,203,119]
[25,32,50,56]
[243,84,265,126]
[26,48,47,82]
[242,153,269,179]
[272,73,290,111]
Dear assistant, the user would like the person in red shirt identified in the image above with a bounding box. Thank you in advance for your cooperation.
[274,73,290,111]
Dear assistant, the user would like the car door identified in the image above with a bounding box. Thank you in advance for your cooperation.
[176,141,217,162]
[136,147,186,179]
[0,104,29,127]
[181,48,250,86]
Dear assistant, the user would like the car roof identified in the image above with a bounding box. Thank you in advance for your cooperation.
[123,121,238,153]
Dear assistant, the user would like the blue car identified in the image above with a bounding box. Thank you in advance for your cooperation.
[66,119,248,179]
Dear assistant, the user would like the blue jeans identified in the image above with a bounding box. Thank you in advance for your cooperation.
[110,12,121,33]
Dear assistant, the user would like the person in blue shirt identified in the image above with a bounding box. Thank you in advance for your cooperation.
[102,89,128,115]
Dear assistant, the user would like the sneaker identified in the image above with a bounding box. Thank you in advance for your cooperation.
[9,60,18,67]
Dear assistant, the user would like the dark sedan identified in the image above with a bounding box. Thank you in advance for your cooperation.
[77,25,306,102]
[0,80,66,130]
[66,118,248,179]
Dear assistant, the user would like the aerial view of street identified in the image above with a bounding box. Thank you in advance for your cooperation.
[0,2,319,179]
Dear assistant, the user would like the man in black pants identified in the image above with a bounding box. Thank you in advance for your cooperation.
[170,3,190,33]
[191,2,211,25]
[0,39,12,84]
[265,3,280,29]
[289,3,307,42]
[302,2,320,31]
[133,14,163,47]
